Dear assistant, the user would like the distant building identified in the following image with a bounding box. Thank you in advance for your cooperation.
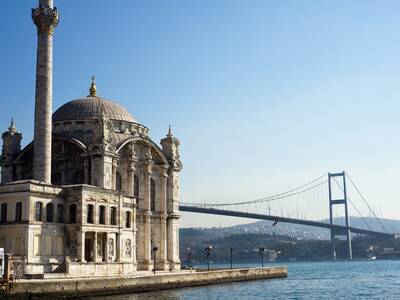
[0,0,182,277]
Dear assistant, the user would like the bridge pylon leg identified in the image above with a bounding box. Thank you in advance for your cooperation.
[328,172,352,260]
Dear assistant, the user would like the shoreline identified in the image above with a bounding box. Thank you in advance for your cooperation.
[4,267,287,298]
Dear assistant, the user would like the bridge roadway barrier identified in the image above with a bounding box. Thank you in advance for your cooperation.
[5,267,288,298]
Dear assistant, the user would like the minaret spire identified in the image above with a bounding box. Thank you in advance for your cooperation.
[167,124,173,138]
[31,0,59,183]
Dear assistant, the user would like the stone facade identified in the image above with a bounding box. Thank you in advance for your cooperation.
[0,92,183,276]
[0,0,182,277]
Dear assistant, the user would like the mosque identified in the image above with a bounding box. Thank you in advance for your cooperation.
[0,0,182,277]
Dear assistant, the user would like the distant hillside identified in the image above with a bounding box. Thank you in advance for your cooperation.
[179,217,400,263]
[181,217,400,241]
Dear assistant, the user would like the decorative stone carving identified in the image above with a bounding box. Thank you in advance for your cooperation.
[108,238,114,261]
[32,6,59,35]
[145,148,152,161]
[125,239,132,258]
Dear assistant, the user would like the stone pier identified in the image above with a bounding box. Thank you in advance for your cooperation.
[5,267,288,297]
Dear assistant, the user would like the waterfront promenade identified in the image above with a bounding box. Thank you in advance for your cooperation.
[5,267,287,298]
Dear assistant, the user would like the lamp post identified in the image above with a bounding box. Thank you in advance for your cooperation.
[205,245,212,271]
[152,246,158,275]
[230,248,233,269]
[259,247,265,268]
[187,248,192,268]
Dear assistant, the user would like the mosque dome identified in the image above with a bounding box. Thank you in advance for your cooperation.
[52,78,136,123]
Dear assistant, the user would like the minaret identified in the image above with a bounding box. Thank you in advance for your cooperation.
[160,126,183,270]
[31,0,59,183]
[0,119,22,184]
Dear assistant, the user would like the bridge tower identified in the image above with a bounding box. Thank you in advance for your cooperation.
[328,172,352,260]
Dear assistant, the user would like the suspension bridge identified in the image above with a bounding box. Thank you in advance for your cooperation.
[180,171,396,260]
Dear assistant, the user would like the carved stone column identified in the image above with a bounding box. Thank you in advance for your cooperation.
[105,232,110,262]
[77,230,86,263]
[127,141,137,196]
[143,211,151,269]
[137,211,151,270]
[158,213,168,270]
[142,160,153,211]
[167,215,180,270]
[112,157,118,190]
[93,232,99,262]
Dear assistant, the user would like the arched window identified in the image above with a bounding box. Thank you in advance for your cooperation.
[150,178,156,211]
[0,203,7,223]
[69,204,76,223]
[110,207,117,225]
[125,211,131,228]
[87,204,94,224]
[134,175,139,199]
[116,172,122,191]
[46,203,54,222]
[15,202,22,222]
[35,202,42,222]
[99,205,106,224]
[57,204,64,223]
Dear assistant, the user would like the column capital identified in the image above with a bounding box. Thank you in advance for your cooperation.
[167,213,181,220]
[143,162,153,175]
[32,6,59,35]
[143,210,152,221]
[160,213,168,222]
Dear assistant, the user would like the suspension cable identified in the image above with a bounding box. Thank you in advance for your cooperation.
[181,173,328,207]
[345,173,388,233]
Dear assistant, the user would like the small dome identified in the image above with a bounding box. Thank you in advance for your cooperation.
[53,97,136,123]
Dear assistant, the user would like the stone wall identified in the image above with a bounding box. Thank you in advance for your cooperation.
[8,267,288,297]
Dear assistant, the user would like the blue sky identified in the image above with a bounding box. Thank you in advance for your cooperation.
[2,1,400,227]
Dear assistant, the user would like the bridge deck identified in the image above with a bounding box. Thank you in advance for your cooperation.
[180,205,393,239]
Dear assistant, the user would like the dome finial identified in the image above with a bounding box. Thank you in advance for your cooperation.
[89,76,97,97]
[8,117,17,133]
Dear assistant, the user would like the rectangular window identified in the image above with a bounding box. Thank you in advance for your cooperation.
[69,204,76,223]
[15,202,22,222]
[99,206,106,224]
[0,203,7,223]
[125,211,131,228]
[35,202,42,222]
[110,207,117,225]
[87,204,94,224]
[150,179,156,211]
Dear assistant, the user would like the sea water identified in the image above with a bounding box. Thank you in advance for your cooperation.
[85,260,400,299]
